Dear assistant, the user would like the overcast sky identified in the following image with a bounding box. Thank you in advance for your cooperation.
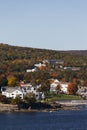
[0,0,87,50]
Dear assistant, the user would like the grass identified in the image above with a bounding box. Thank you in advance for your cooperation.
[45,94,82,102]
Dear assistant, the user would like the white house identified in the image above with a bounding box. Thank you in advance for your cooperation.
[50,79,60,93]
[34,63,46,68]
[1,87,24,99]
[42,60,49,64]
[76,86,87,97]
[26,86,37,94]
[20,83,44,100]
[26,68,36,72]
[35,92,45,100]
[1,83,45,100]
[20,82,32,88]
[60,83,68,94]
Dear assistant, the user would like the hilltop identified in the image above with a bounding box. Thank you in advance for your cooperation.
[0,43,87,88]
[0,43,87,62]
[0,43,87,73]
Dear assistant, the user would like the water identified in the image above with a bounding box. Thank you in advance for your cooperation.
[0,107,87,130]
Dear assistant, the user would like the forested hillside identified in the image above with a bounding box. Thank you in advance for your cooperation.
[0,43,87,88]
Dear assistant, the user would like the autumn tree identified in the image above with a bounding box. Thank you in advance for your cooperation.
[39,65,46,71]
[7,75,19,87]
[68,82,78,95]
[40,80,50,93]
[83,81,87,87]
[56,84,60,94]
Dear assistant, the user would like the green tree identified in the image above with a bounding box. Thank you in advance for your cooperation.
[24,92,36,104]
[0,75,8,90]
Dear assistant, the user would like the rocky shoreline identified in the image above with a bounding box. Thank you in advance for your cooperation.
[56,100,87,110]
[57,100,87,106]
[0,100,87,113]
[0,102,61,113]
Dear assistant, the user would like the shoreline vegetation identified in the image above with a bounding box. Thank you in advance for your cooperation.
[0,94,86,112]
[0,100,87,113]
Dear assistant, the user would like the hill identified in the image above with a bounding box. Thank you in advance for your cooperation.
[0,43,87,87]
[0,43,87,65]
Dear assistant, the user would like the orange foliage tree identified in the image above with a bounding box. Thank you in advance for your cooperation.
[68,82,78,95]
[39,65,46,71]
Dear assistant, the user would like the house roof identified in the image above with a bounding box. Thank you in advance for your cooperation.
[5,87,22,93]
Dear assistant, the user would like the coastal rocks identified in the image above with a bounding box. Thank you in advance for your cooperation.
[56,100,87,110]
[49,102,61,109]
[0,103,18,112]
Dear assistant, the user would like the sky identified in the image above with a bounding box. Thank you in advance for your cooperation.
[0,0,87,50]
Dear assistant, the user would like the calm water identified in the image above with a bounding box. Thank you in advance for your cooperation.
[0,106,87,130]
